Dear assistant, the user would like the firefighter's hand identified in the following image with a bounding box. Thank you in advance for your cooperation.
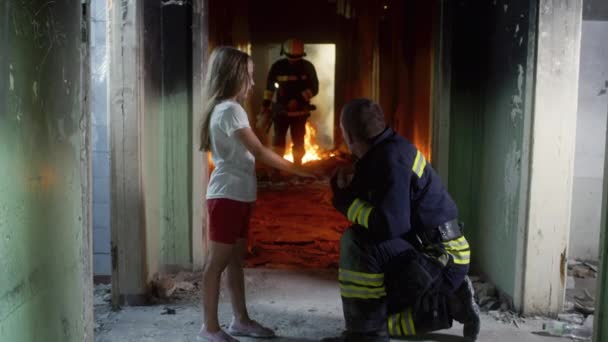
[287,99,299,112]
[331,173,355,215]
[256,108,271,130]
[334,165,354,189]
[293,167,316,179]
[261,106,271,115]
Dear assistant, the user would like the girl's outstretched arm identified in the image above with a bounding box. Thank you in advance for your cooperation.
[235,127,314,178]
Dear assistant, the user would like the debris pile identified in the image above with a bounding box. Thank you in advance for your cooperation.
[568,260,598,280]
[149,271,202,302]
[93,283,116,333]
[94,283,112,305]
[469,276,525,327]
[470,276,512,312]
[564,259,597,316]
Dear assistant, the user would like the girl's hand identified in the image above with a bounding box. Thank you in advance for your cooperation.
[235,127,318,178]
[294,168,317,179]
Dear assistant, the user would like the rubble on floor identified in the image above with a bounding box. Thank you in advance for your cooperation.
[528,258,601,340]
[470,276,513,312]
[469,276,527,329]
[94,284,116,335]
[94,283,112,306]
[95,269,577,342]
[568,259,598,279]
[565,258,598,316]
[470,257,598,339]
[149,270,202,303]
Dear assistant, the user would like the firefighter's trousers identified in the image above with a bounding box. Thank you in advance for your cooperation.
[338,226,468,339]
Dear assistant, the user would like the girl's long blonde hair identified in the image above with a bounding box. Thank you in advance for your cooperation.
[199,46,252,151]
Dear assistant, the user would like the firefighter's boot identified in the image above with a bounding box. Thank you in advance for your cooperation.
[320,331,388,342]
[293,147,305,166]
[448,276,480,341]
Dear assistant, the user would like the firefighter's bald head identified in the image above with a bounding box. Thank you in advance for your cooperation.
[340,99,386,145]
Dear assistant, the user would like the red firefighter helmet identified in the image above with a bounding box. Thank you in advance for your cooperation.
[281,38,306,59]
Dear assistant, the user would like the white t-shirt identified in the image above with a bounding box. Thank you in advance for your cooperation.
[206,100,257,202]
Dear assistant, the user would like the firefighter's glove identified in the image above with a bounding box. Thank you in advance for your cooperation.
[256,107,272,131]
[331,174,356,217]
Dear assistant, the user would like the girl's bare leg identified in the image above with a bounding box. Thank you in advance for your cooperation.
[226,238,250,323]
[202,241,235,332]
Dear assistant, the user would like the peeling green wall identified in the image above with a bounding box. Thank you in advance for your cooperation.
[0,1,88,341]
[143,2,193,269]
[449,0,536,299]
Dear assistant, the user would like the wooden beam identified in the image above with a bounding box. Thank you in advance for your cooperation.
[109,0,148,306]
[191,0,210,270]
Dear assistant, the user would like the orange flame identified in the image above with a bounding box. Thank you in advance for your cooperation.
[207,122,333,171]
[283,122,333,164]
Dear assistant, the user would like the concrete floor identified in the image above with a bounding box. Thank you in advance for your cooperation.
[95,269,571,342]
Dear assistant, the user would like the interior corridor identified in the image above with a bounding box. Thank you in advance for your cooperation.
[2,0,608,341]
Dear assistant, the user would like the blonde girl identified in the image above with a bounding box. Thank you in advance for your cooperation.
[198,47,312,341]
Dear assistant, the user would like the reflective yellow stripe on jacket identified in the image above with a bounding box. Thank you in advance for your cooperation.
[412,150,427,178]
[263,90,274,100]
[339,269,386,299]
[347,198,373,228]
[276,75,299,81]
[443,236,471,265]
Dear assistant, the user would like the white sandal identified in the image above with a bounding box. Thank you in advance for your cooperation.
[228,319,276,338]
[197,328,240,342]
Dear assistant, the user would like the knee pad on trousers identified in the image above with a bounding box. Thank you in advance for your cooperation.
[414,292,453,334]
[385,252,435,313]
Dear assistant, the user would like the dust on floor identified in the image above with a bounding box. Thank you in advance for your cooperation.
[95,269,574,342]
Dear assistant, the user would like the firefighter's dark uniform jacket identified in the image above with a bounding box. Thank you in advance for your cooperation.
[262,58,319,112]
[332,127,471,338]
[335,128,456,239]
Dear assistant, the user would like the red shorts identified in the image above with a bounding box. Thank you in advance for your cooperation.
[207,198,254,244]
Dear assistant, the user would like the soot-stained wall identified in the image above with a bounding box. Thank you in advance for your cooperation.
[448,0,536,298]
[0,1,91,340]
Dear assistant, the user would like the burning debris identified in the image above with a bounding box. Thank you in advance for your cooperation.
[282,122,337,164]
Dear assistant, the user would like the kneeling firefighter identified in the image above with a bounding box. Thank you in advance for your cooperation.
[323,99,481,342]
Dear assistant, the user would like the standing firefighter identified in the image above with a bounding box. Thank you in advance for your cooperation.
[259,38,319,166]
[323,99,481,342]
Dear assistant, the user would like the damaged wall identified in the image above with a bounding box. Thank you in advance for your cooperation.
[448,0,536,300]
[143,0,193,271]
[109,0,196,302]
[450,0,583,313]
[91,0,111,277]
[569,18,608,261]
[522,0,581,314]
[0,0,92,340]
